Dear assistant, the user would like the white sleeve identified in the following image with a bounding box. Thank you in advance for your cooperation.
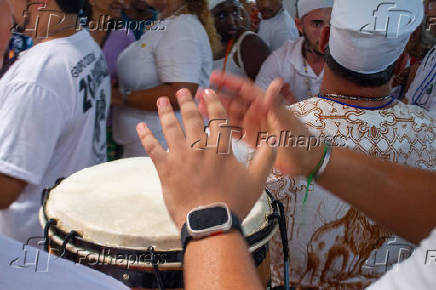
[255,49,283,90]
[156,21,204,84]
[366,229,436,290]
[0,82,67,185]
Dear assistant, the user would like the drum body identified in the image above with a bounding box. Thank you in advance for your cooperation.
[40,157,278,289]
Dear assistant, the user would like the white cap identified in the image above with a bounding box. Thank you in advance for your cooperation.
[297,0,334,18]
[209,0,227,10]
[329,0,424,74]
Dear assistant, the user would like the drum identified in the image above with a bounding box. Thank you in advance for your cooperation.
[40,157,280,289]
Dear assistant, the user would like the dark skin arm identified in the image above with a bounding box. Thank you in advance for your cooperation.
[0,174,26,209]
[112,82,199,110]
[238,34,270,80]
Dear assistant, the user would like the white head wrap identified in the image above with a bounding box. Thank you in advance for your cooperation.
[208,0,227,10]
[298,0,334,18]
[329,0,424,74]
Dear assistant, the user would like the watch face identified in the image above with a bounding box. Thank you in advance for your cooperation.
[188,206,229,231]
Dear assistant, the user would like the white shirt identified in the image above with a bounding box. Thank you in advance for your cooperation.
[263,99,436,287]
[405,45,436,118]
[0,234,128,289]
[367,229,436,290]
[114,14,212,157]
[0,30,111,243]
[256,37,324,102]
[257,9,299,52]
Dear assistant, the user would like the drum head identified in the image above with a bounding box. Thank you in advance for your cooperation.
[43,158,272,251]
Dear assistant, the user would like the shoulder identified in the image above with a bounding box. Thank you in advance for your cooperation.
[0,81,68,122]
[160,14,209,48]
[166,14,206,36]
[8,31,100,84]
[276,9,293,24]
[389,101,436,123]
[0,81,59,105]
[278,37,303,55]
[288,97,326,112]
[266,37,303,62]
[241,32,269,51]
[5,45,55,84]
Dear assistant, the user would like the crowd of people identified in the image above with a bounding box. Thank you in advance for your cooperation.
[0,0,435,289]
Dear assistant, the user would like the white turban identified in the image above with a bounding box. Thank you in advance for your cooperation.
[329,0,424,74]
[297,0,334,18]
[208,0,227,10]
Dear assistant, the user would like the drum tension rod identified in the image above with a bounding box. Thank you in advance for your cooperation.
[147,246,166,290]
[60,231,79,258]
[266,188,290,290]
[43,219,57,252]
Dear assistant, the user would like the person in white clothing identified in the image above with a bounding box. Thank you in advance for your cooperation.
[405,0,436,118]
[366,229,436,290]
[113,0,218,157]
[256,0,299,52]
[210,0,270,80]
[405,46,436,118]
[256,0,333,102]
[0,0,111,243]
[207,0,433,287]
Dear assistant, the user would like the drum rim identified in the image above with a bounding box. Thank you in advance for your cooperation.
[39,209,272,271]
[42,177,274,250]
[40,179,279,267]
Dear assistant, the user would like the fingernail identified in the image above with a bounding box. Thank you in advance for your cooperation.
[176,89,191,103]
[157,97,169,107]
[136,122,147,137]
[176,88,188,97]
[204,89,215,101]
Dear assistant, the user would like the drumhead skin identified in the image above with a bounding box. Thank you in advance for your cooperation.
[44,157,271,251]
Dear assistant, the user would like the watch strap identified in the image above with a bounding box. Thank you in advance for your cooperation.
[180,211,242,259]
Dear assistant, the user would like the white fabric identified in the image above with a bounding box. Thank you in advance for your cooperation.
[0,234,128,289]
[257,9,299,52]
[330,0,424,73]
[0,30,111,243]
[44,157,271,251]
[262,99,436,287]
[256,37,323,101]
[208,0,226,10]
[297,0,334,18]
[114,14,212,157]
[213,31,256,78]
[406,45,436,118]
[366,229,436,290]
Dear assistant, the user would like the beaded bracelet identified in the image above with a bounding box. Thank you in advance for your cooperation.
[303,143,332,205]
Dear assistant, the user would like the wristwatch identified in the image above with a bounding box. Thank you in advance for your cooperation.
[180,203,242,255]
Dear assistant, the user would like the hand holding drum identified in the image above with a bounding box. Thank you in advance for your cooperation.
[136,88,277,230]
